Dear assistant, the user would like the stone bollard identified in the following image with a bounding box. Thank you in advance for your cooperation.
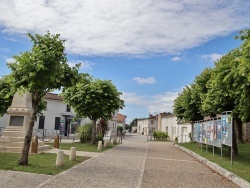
[31,135,38,153]
[98,141,103,150]
[104,140,108,148]
[111,138,115,145]
[54,134,59,149]
[117,137,120,144]
[69,147,76,161]
[56,150,64,166]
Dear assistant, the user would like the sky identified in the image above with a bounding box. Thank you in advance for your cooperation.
[0,0,250,123]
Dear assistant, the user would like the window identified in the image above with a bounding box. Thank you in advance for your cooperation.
[165,126,168,133]
[66,105,71,112]
[151,120,154,125]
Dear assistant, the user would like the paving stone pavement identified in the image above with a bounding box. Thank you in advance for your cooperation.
[0,134,244,188]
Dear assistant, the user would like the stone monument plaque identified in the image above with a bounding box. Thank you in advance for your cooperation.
[9,116,24,126]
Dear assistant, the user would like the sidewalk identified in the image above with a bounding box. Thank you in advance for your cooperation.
[0,133,242,188]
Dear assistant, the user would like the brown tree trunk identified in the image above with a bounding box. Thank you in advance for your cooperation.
[18,110,37,165]
[235,118,243,143]
[231,119,238,156]
[18,92,39,165]
[91,119,97,144]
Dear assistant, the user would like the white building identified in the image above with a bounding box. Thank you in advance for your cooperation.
[0,93,125,138]
[158,112,192,143]
[137,115,158,135]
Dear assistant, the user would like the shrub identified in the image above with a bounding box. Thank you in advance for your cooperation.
[96,133,103,143]
[77,124,92,143]
[117,126,123,131]
[162,132,169,141]
[153,130,169,141]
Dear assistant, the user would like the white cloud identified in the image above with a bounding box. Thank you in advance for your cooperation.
[171,57,182,61]
[0,48,9,52]
[201,53,223,62]
[67,60,94,69]
[121,91,179,114]
[133,77,156,84]
[3,56,15,63]
[3,37,17,42]
[0,1,249,56]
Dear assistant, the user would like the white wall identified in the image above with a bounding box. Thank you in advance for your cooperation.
[161,116,177,140]
[160,115,192,143]
[34,99,67,136]
[137,118,157,135]
[177,122,192,143]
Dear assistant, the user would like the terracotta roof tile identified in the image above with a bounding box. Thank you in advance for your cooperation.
[44,93,63,101]
[116,113,127,122]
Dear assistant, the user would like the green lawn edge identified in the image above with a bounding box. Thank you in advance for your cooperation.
[179,142,250,182]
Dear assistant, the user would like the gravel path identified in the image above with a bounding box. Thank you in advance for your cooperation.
[0,134,242,188]
[142,142,238,188]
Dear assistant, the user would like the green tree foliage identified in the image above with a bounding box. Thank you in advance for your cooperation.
[62,75,125,144]
[129,118,138,127]
[174,28,250,155]
[173,68,212,122]
[7,31,79,165]
[0,75,14,116]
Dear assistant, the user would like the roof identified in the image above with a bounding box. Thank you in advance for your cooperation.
[44,93,63,101]
[114,113,127,122]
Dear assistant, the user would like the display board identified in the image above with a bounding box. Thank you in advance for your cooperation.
[193,112,232,147]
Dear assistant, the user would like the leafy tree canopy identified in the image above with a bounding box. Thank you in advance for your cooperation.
[0,75,14,116]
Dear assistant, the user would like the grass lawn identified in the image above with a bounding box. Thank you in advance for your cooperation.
[179,142,250,182]
[0,152,89,175]
[47,142,114,152]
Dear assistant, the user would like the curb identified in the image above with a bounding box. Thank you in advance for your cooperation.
[175,144,250,188]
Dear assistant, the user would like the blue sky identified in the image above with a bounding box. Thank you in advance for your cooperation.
[0,1,249,123]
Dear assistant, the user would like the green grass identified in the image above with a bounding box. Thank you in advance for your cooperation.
[179,142,250,182]
[0,152,89,175]
[47,142,114,152]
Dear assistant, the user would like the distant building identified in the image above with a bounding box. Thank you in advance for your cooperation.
[137,115,158,135]
[108,112,127,133]
[158,112,192,142]
[136,112,192,143]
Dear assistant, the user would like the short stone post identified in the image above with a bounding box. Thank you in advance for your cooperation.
[54,134,59,149]
[117,137,120,144]
[98,141,102,150]
[69,147,76,161]
[111,138,115,145]
[31,135,38,153]
[104,140,108,147]
[56,150,64,166]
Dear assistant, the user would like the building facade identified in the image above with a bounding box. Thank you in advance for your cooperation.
[158,113,192,143]
[0,93,125,138]
[137,115,158,135]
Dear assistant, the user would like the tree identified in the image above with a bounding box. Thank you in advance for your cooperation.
[62,76,125,144]
[0,75,14,116]
[129,118,138,127]
[7,31,79,165]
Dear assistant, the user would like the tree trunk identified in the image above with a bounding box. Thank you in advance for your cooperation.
[18,110,37,165]
[91,119,97,144]
[235,118,243,143]
[231,119,238,156]
[18,92,39,165]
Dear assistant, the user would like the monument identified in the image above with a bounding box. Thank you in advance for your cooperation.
[0,92,50,152]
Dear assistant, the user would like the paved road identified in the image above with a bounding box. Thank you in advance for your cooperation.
[0,133,238,188]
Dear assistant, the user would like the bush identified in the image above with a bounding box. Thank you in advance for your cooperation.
[96,133,103,143]
[117,126,123,131]
[153,130,169,141]
[77,124,92,143]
